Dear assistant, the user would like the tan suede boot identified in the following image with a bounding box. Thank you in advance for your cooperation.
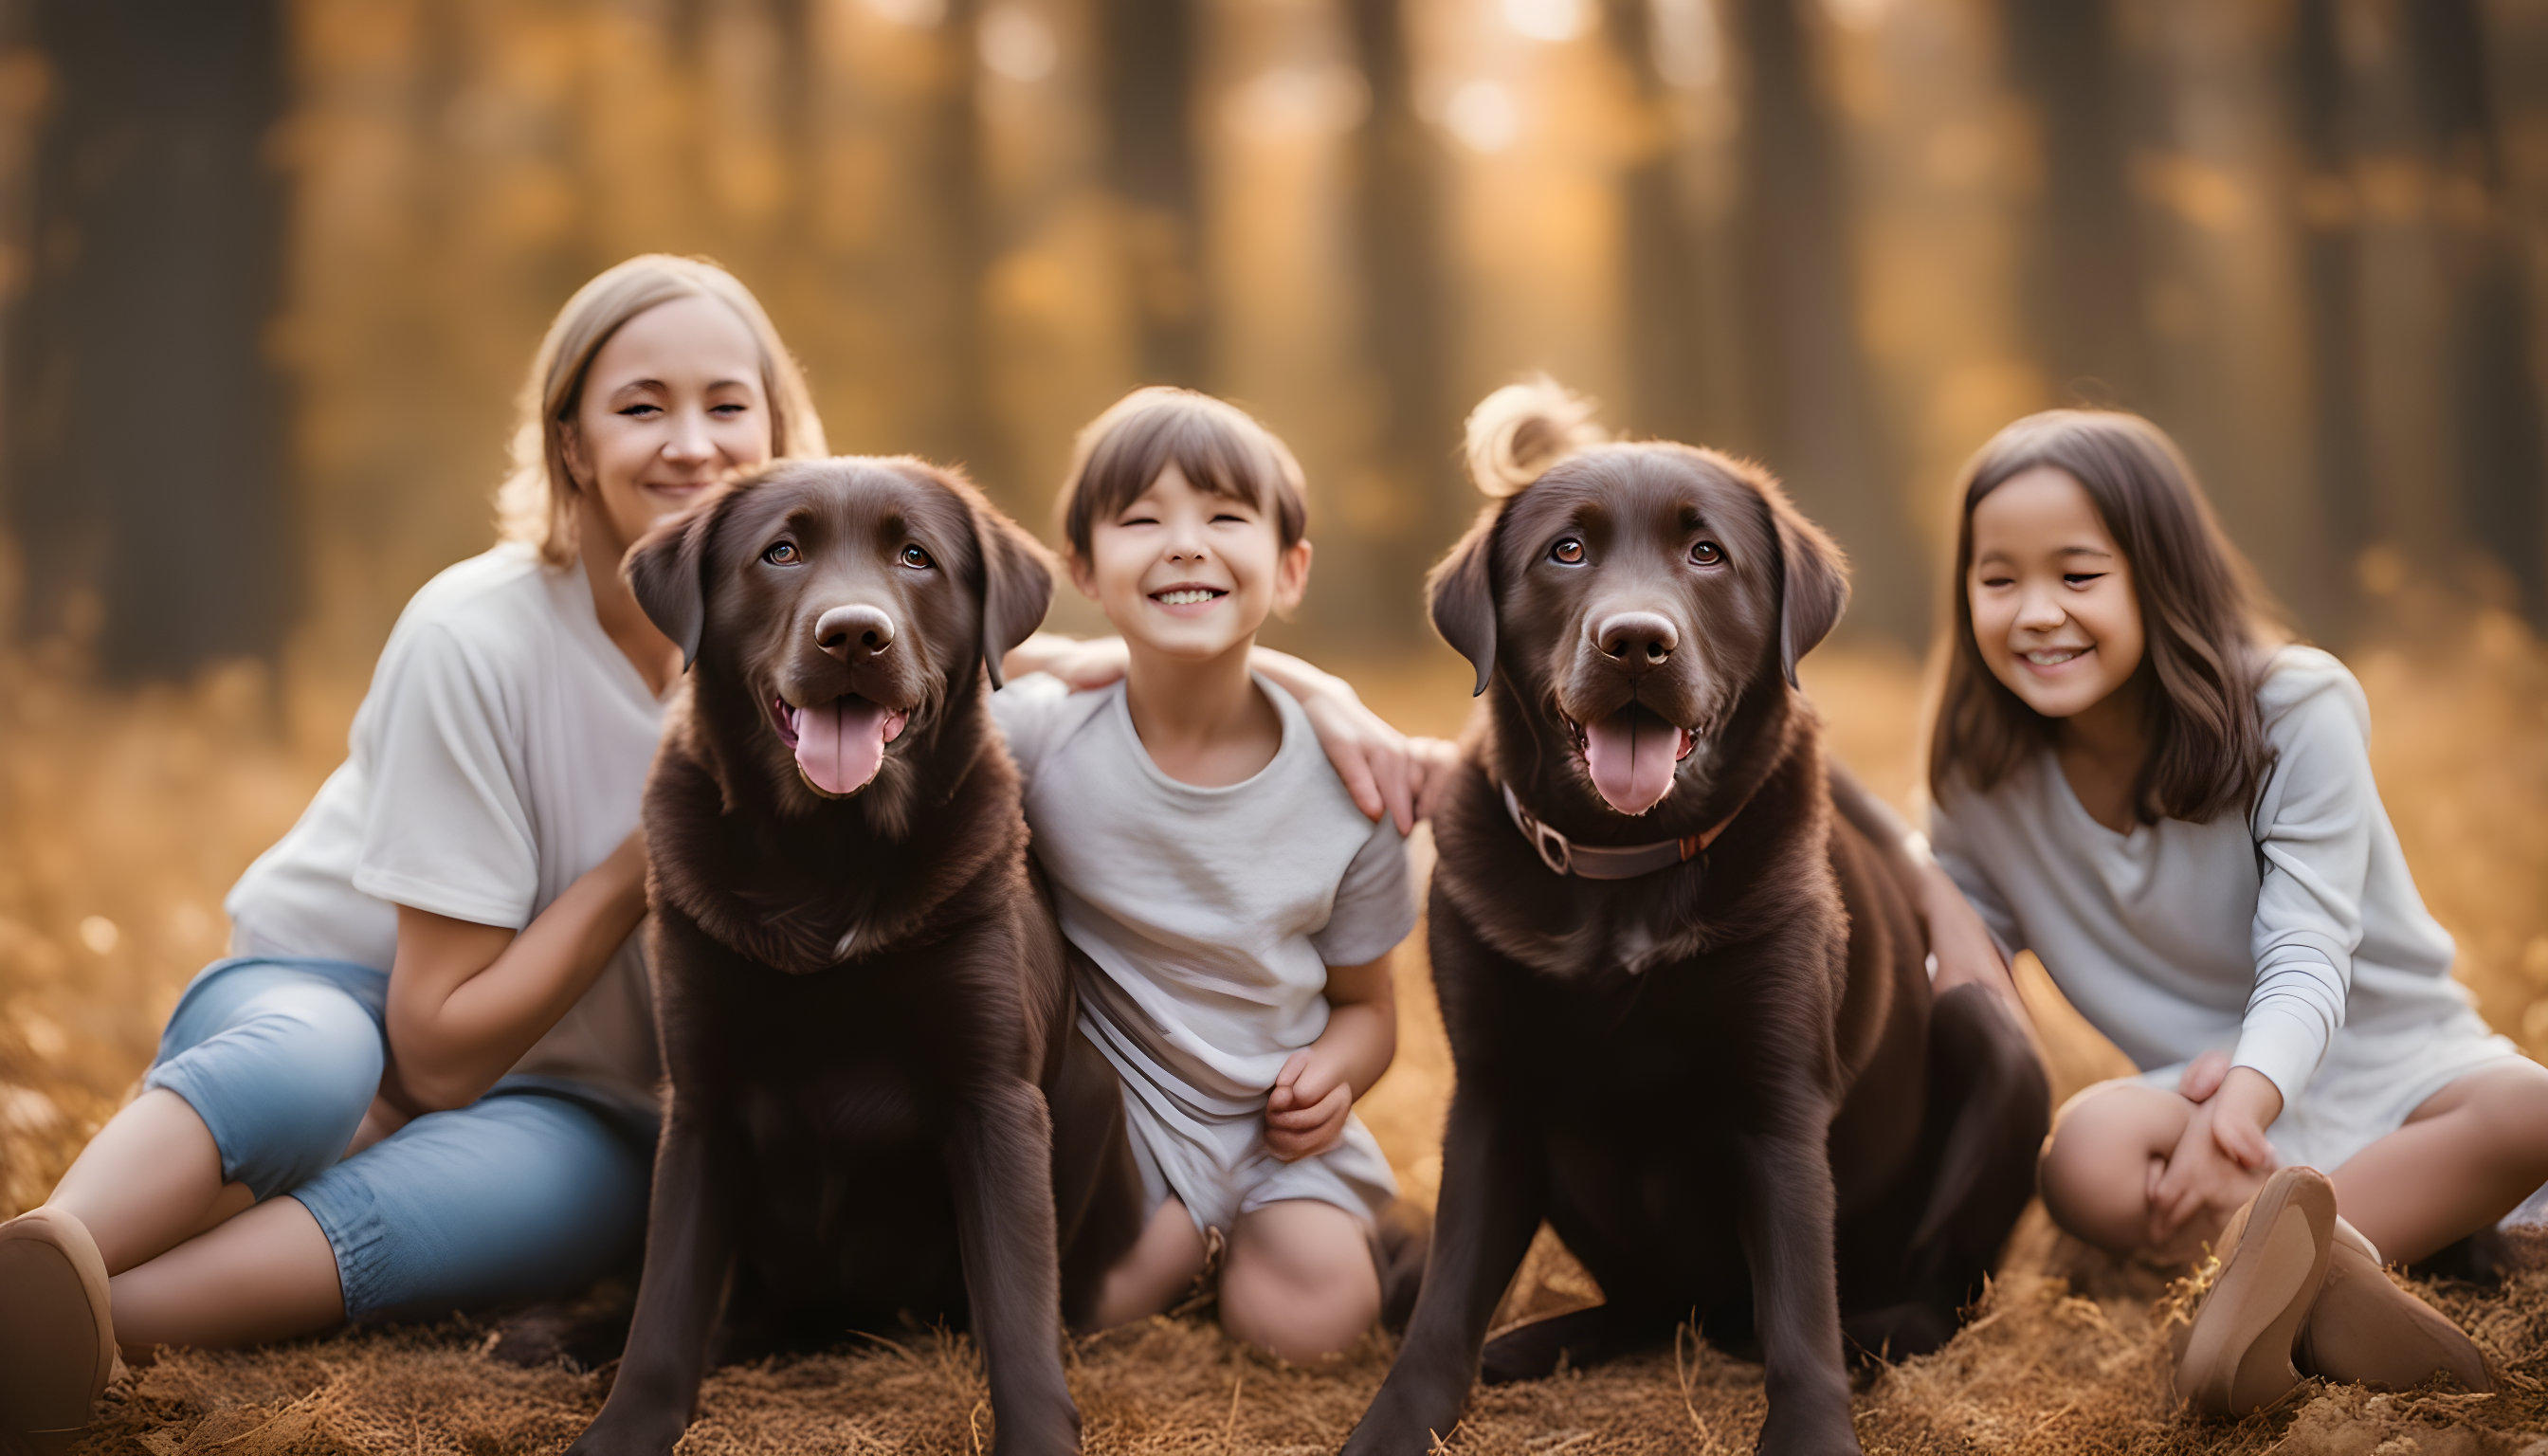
[2295,1218,2493,1393]
[0,1207,117,1454]
[2172,1166,2338,1417]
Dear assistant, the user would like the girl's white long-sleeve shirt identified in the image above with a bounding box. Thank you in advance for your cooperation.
[1927,646,2470,1107]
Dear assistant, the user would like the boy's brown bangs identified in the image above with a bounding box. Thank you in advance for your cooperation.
[1060,391,1307,557]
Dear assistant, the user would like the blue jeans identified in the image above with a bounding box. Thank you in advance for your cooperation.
[143,957,654,1320]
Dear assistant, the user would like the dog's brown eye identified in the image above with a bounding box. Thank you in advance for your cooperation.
[900,544,934,570]
[763,541,800,565]
[1691,539,1723,566]
[1550,537,1586,566]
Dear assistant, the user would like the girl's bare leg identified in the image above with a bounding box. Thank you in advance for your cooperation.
[1092,1195,1209,1329]
[2329,1060,2548,1265]
[105,1196,343,1350]
[1220,1199,1379,1361]
[2037,1081,2265,1262]
[44,1090,254,1275]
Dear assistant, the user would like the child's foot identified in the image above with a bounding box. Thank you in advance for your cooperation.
[0,1206,118,1452]
[2296,1218,2493,1393]
[2172,1166,2337,1417]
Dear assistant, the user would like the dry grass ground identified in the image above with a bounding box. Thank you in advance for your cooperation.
[8,583,2548,1454]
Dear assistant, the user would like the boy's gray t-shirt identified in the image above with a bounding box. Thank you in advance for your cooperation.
[990,672,1412,1233]
[990,673,1415,1112]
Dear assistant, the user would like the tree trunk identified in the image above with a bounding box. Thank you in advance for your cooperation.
[1726,0,1912,642]
[3,0,293,678]
[1100,0,1207,389]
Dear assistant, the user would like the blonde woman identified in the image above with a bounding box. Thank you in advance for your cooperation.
[0,256,823,1447]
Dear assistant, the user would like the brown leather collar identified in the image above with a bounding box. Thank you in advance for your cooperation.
[1499,780,1743,880]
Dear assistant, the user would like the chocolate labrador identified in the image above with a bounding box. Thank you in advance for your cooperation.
[1342,427,2048,1455]
[567,458,1142,1456]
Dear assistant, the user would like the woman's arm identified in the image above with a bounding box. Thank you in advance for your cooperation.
[1002,631,1130,690]
[1264,947,1400,1161]
[1000,633,1452,830]
[381,829,651,1113]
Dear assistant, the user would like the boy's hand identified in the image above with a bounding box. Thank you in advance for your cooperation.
[2149,1065,2282,1245]
[1265,1047,1354,1161]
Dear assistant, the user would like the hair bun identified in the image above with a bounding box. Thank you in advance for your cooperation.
[1463,375,1606,498]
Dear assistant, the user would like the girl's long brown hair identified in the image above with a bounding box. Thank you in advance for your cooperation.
[1927,410,2284,825]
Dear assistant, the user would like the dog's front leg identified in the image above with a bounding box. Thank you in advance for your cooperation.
[567,1099,736,1456]
[1736,1112,1859,1456]
[1341,1087,1544,1456]
[946,1078,1080,1456]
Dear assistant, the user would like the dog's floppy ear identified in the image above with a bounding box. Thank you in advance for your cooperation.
[1428,510,1500,697]
[964,483,1056,690]
[1763,483,1849,688]
[626,485,736,671]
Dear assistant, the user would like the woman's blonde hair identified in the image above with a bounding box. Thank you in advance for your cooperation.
[495,254,826,566]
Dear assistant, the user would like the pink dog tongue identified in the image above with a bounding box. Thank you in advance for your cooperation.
[794,697,890,796]
[1582,706,1679,816]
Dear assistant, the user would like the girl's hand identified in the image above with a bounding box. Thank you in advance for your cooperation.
[1919,864,2018,1010]
[1298,691,1422,834]
[2149,1065,2282,1244]
[342,1090,413,1158]
[1409,736,1464,823]
[2175,1047,2233,1104]
[1265,1047,1354,1161]
[1001,632,1130,691]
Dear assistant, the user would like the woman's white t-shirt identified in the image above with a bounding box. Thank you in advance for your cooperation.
[225,542,664,1105]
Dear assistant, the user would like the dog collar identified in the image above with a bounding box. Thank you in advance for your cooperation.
[1499,780,1738,880]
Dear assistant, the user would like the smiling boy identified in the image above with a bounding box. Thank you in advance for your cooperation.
[990,388,1415,1360]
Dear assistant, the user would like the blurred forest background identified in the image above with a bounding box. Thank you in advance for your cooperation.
[3,0,2548,1221]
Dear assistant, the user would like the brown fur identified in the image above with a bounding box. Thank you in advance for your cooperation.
[1343,444,2050,1456]
[567,459,1142,1456]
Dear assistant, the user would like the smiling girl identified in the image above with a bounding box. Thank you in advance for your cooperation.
[1921,410,2548,1415]
[0,256,821,1447]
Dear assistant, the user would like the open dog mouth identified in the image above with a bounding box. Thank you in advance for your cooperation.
[770,694,912,797]
[1558,703,1699,817]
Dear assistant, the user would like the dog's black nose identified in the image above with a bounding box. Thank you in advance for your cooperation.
[816,604,897,661]
[1594,611,1678,669]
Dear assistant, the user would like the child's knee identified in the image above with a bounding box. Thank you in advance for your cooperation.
[2484,1063,2548,1167]
[1220,1202,1381,1361]
[2038,1083,2182,1252]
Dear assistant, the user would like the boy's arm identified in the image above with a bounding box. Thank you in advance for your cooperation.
[1265,946,1401,1162]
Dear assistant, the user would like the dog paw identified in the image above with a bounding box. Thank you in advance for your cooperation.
[1480,1303,1640,1384]
[1754,1402,1862,1456]
[563,1407,688,1456]
[1479,1326,1563,1385]
[1340,1387,1465,1456]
